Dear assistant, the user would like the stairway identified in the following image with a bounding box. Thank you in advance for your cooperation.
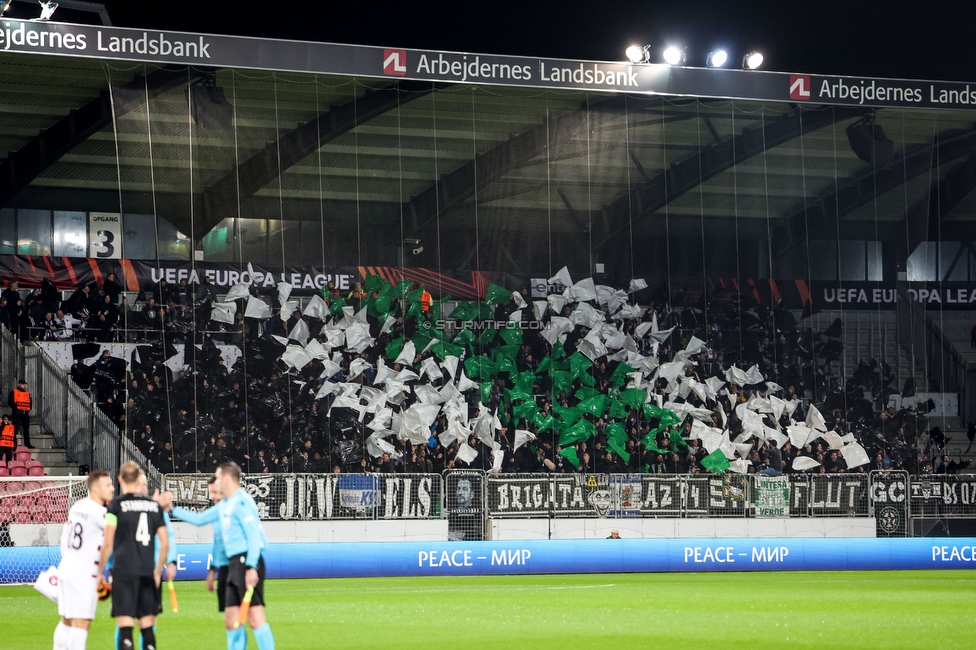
[803,310,926,394]
[24,432,80,476]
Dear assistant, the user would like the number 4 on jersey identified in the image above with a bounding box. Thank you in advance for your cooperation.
[136,512,151,546]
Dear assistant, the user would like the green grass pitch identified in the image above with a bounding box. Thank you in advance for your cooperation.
[4,571,975,649]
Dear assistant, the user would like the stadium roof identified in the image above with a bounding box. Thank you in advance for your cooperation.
[1,19,976,277]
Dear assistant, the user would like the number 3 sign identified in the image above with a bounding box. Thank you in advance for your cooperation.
[89,212,122,259]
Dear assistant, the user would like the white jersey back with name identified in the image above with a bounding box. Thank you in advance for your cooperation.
[58,497,106,575]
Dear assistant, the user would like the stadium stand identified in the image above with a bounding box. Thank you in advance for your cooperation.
[0,269,960,480]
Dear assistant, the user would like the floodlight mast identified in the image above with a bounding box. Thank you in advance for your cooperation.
[38,1,58,20]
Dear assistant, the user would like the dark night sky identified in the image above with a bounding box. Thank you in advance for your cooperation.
[91,1,976,82]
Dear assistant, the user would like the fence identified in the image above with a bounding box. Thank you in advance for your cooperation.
[0,326,159,486]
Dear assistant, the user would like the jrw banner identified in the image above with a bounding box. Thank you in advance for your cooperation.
[163,473,442,520]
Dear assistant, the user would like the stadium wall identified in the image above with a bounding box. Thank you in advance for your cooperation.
[171,520,449,544]
[488,518,877,540]
[4,538,976,584]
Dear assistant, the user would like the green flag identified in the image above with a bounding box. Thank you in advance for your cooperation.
[574,387,600,401]
[476,326,497,346]
[453,328,476,348]
[485,283,513,305]
[608,362,636,388]
[385,336,404,361]
[700,448,731,473]
[532,411,557,432]
[607,437,631,463]
[550,370,575,395]
[552,340,567,360]
[513,371,537,395]
[498,326,522,346]
[569,352,592,378]
[363,274,388,293]
[608,399,629,419]
[553,405,583,426]
[479,381,493,404]
[431,340,463,360]
[559,446,581,468]
[616,388,647,410]
[558,419,595,446]
[578,394,607,417]
[395,279,413,296]
[605,423,629,449]
[534,355,552,375]
[465,355,498,380]
[449,302,475,321]
[513,400,537,421]
[328,295,347,315]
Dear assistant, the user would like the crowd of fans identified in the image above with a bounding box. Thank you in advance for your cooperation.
[0,271,964,479]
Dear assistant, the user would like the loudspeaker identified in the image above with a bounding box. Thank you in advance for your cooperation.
[846,120,894,164]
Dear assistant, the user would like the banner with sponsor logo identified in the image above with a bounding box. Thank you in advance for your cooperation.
[163,473,441,521]
[2,20,976,110]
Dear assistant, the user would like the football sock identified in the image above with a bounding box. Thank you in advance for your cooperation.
[53,621,70,650]
[140,626,156,650]
[227,627,246,650]
[253,624,275,650]
[66,626,89,650]
[118,627,134,650]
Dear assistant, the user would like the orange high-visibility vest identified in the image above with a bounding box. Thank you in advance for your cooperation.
[0,424,14,448]
[421,290,432,312]
[12,389,30,411]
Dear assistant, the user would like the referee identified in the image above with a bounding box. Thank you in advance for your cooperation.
[164,476,228,614]
[98,462,168,650]
[213,461,274,650]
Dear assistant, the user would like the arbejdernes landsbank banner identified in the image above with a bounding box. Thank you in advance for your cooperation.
[2,19,976,110]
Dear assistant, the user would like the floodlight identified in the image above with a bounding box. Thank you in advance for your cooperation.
[662,46,686,66]
[38,1,58,20]
[742,51,764,69]
[0,0,13,16]
[706,49,728,68]
[625,45,647,64]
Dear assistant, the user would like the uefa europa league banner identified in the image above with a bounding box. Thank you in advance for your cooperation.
[2,253,976,309]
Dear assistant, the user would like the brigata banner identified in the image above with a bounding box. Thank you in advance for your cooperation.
[2,20,976,110]
[163,473,442,521]
[6,537,976,583]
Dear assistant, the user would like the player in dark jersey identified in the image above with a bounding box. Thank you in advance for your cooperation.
[97,462,168,650]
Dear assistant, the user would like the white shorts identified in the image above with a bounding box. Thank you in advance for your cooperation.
[56,570,99,620]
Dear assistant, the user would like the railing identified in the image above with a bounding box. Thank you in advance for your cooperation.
[161,470,976,540]
[0,325,159,485]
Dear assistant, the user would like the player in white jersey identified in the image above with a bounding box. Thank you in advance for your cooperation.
[54,470,115,650]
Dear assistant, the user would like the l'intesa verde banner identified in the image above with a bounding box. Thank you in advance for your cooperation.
[3,255,976,310]
[5,538,976,584]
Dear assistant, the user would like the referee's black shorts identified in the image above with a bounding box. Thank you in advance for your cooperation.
[226,554,265,608]
[217,565,229,612]
[111,575,158,619]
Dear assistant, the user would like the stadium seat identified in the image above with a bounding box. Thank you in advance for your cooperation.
[26,461,44,476]
[9,462,26,477]
[11,506,31,523]
[0,466,7,476]
[14,447,31,462]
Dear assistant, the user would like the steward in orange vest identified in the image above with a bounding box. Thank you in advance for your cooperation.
[0,415,14,463]
[7,379,31,448]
